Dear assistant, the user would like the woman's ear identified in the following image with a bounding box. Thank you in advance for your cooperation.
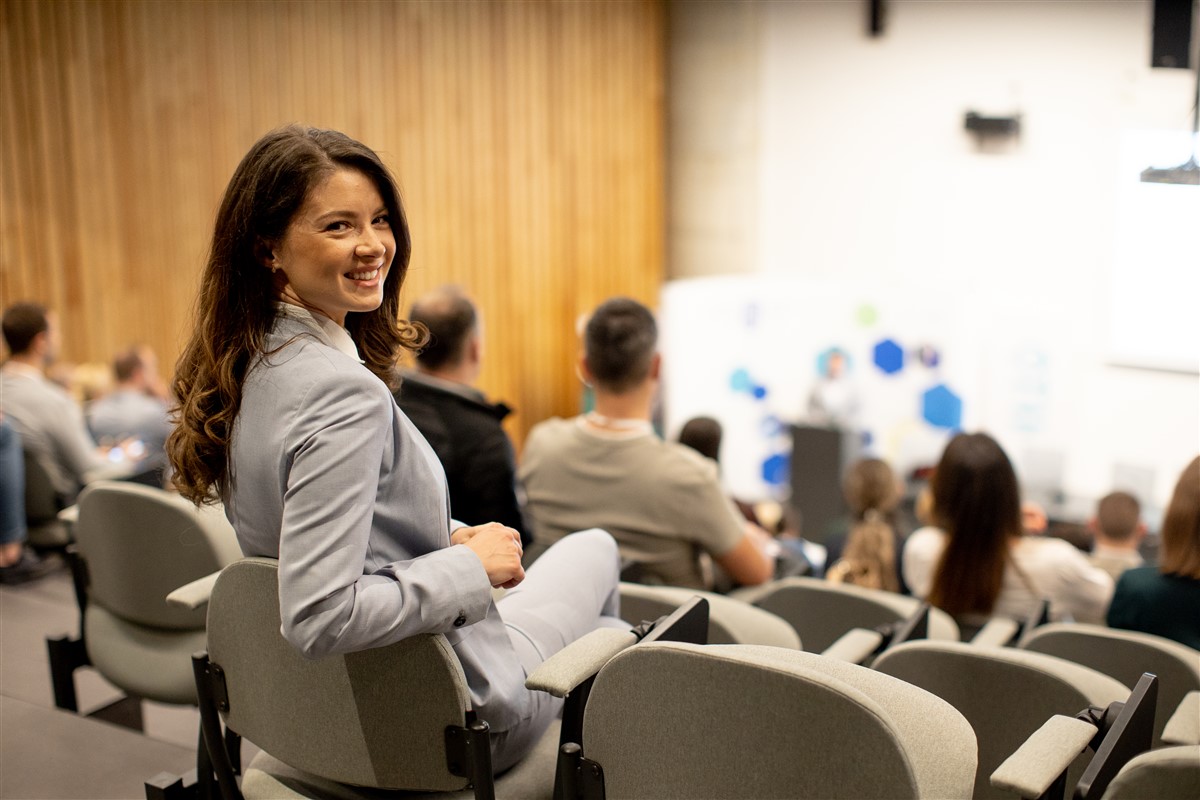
[254,238,277,270]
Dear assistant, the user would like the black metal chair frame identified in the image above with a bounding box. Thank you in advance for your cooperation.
[166,597,710,800]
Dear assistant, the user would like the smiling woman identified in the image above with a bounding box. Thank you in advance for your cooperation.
[165,125,624,777]
[267,168,395,326]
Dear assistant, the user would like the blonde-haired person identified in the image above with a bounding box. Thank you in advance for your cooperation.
[825,458,905,593]
[1107,456,1200,649]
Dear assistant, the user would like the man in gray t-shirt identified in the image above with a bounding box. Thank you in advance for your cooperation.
[520,297,773,590]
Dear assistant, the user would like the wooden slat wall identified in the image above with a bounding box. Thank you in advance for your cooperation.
[0,0,664,447]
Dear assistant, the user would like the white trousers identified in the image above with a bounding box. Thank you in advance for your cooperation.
[489,528,625,770]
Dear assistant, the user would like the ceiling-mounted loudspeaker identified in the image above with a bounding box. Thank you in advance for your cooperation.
[1150,0,1193,69]
[964,112,1020,137]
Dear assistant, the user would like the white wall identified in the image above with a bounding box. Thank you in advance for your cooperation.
[668,0,1199,512]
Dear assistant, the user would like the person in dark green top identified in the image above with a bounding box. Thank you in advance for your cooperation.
[1107,455,1200,650]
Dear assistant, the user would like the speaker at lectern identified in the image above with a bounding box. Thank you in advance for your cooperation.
[789,425,861,544]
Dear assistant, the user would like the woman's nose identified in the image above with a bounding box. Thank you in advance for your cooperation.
[356,228,385,258]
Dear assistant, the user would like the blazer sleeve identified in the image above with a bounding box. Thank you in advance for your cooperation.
[275,370,492,659]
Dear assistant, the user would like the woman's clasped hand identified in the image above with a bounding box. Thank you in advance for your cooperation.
[451,522,525,589]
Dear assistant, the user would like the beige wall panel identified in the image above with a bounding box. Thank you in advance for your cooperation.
[1,0,664,447]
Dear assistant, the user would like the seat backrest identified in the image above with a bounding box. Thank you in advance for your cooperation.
[22,446,63,522]
[874,640,1129,800]
[618,582,802,648]
[738,576,959,652]
[74,481,242,629]
[1020,623,1200,746]
[1101,745,1200,800]
[207,557,475,792]
[582,642,977,799]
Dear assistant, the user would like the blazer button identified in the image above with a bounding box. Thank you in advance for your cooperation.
[453,613,467,628]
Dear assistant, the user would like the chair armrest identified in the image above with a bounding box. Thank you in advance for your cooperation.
[166,571,221,610]
[526,628,638,698]
[822,628,884,664]
[1163,690,1200,746]
[990,715,1097,798]
[57,505,79,525]
[972,617,1020,648]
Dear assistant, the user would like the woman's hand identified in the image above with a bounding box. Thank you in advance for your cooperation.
[453,522,525,589]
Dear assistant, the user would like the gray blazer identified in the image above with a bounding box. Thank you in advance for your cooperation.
[226,310,534,733]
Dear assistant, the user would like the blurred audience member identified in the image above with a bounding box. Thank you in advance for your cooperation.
[395,286,528,545]
[904,432,1113,634]
[0,413,55,584]
[521,297,773,590]
[825,458,906,593]
[1107,456,1200,649]
[678,415,760,526]
[1087,491,1146,582]
[1,303,126,505]
[87,344,171,485]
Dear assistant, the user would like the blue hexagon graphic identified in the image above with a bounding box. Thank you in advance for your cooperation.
[760,415,785,438]
[761,453,789,486]
[922,383,963,430]
[873,338,904,375]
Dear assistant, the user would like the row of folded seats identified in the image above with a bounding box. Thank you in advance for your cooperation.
[44,482,1199,799]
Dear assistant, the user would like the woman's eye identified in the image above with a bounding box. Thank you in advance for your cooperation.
[325,221,351,232]
[373,215,390,227]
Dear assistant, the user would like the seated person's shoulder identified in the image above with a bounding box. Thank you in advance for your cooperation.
[904,526,946,555]
[658,439,723,485]
[523,417,572,447]
[255,342,393,407]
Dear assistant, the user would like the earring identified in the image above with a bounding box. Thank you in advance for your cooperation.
[271,266,279,274]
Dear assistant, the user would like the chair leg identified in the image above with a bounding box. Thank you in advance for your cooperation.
[196,723,217,800]
[144,771,198,800]
[193,654,241,800]
[46,634,88,712]
[224,728,242,775]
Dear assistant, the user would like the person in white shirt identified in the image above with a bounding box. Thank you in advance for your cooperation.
[902,432,1113,634]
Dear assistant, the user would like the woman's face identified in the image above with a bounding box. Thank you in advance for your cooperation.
[271,167,395,326]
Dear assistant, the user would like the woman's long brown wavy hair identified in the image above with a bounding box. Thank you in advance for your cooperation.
[167,125,424,505]
[927,432,1023,617]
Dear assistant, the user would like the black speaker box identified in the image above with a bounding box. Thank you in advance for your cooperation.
[1151,0,1193,69]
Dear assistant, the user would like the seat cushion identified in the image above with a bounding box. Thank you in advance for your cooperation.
[84,605,204,705]
[1102,745,1200,800]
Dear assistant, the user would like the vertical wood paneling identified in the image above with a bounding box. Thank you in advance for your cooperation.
[0,0,664,447]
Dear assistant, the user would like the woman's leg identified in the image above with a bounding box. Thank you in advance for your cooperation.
[488,528,623,770]
[497,527,623,671]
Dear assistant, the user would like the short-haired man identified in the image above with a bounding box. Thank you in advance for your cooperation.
[394,286,529,544]
[87,344,172,484]
[1088,491,1146,581]
[520,297,774,590]
[1,303,116,505]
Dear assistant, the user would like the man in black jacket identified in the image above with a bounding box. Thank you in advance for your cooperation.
[395,286,530,545]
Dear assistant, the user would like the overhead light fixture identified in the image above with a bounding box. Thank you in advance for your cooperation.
[1141,35,1200,185]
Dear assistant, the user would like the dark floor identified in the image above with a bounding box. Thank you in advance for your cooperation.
[1,560,201,799]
